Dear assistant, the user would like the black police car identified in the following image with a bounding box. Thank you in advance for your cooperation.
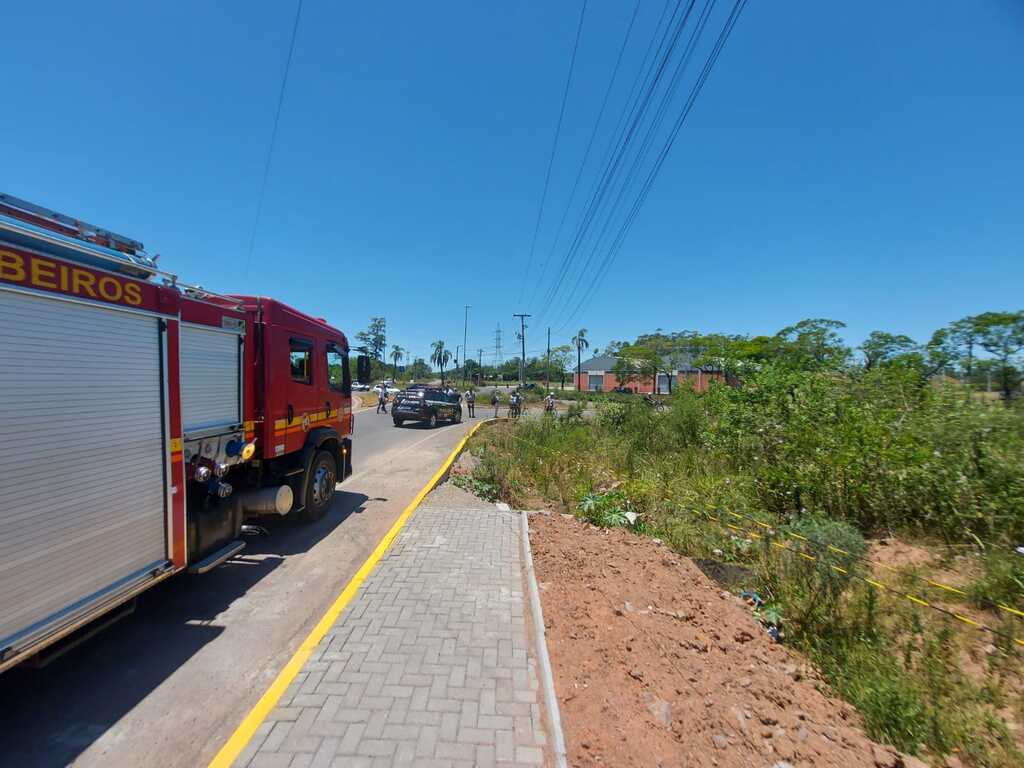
[392,386,462,427]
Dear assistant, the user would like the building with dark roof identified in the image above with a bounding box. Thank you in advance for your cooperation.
[572,353,724,393]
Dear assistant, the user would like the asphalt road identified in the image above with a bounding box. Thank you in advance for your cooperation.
[0,406,480,768]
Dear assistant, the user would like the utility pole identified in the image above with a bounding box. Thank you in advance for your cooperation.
[462,305,470,385]
[477,348,484,385]
[494,324,503,374]
[512,313,530,387]
[545,327,551,391]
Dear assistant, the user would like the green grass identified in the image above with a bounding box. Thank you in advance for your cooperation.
[457,368,1024,767]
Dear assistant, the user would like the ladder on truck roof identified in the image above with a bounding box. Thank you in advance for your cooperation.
[0,192,159,279]
[0,192,243,310]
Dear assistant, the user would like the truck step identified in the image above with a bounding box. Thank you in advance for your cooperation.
[188,540,246,574]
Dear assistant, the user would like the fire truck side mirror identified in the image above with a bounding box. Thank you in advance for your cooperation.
[356,354,371,385]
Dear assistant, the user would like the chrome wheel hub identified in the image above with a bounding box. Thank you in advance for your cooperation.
[312,464,335,506]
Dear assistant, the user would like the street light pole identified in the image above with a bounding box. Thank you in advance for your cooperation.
[463,305,470,385]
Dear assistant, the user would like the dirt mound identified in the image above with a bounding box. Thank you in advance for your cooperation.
[529,512,924,768]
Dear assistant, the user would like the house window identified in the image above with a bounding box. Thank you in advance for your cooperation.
[290,338,313,384]
[588,374,604,392]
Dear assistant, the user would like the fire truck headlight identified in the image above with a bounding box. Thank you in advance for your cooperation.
[194,464,212,482]
[214,462,229,478]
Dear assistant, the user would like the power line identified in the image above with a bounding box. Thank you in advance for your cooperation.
[244,0,305,277]
[551,0,715,325]
[555,0,748,333]
[517,0,589,305]
[536,0,675,321]
[537,0,692,318]
[529,0,644,313]
[550,0,697,317]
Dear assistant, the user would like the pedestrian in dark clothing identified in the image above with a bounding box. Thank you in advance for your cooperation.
[465,389,476,418]
[491,391,500,417]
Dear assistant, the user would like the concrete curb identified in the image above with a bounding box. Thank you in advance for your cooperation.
[520,511,569,768]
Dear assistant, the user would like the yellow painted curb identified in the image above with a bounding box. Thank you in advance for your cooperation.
[208,419,489,768]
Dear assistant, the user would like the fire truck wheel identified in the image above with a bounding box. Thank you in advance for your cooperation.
[301,450,337,522]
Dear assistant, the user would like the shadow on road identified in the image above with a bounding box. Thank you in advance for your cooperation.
[0,489,369,768]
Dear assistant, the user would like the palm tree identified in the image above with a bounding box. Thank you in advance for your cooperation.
[430,340,452,386]
[571,328,589,392]
[390,345,404,381]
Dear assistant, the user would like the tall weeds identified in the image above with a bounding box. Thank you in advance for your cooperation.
[467,365,1024,765]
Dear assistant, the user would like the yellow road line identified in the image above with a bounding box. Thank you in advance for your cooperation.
[208,419,489,768]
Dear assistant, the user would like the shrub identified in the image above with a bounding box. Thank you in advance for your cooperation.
[578,489,636,528]
[968,550,1024,613]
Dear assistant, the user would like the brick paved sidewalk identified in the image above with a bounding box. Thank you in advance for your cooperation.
[234,485,549,768]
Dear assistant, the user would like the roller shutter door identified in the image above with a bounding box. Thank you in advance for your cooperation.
[0,289,167,651]
[180,324,241,435]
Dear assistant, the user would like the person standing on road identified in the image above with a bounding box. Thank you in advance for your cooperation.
[465,388,475,418]
[491,390,500,417]
[376,386,388,414]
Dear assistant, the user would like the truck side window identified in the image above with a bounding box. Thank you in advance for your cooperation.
[290,338,313,384]
[326,343,349,394]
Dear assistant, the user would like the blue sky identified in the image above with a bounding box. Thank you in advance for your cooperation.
[5,1,1022,365]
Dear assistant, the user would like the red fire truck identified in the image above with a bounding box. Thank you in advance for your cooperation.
[0,193,369,673]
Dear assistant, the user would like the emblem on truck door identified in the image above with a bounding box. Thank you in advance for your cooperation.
[301,413,310,432]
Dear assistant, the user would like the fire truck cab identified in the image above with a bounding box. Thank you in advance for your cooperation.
[0,193,364,673]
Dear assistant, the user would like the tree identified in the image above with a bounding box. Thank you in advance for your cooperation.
[430,340,452,386]
[974,311,1024,400]
[948,316,980,378]
[571,328,589,392]
[390,345,404,380]
[549,344,573,389]
[356,317,387,361]
[922,327,957,377]
[968,358,1022,394]
[860,331,918,370]
[612,345,660,392]
[774,318,850,370]
[406,357,431,381]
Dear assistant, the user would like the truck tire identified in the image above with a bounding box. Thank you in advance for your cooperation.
[393,419,403,427]
[428,413,438,428]
[455,410,462,424]
[300,450,337,522]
